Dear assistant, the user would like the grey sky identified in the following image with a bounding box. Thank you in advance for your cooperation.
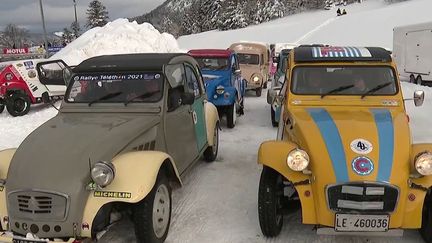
[0,0,165,33]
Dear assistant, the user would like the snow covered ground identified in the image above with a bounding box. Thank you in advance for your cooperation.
[1,0,432,242]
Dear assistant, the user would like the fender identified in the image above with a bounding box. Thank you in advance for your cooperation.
[258,141,317,224]
[400,143,432,228]
[81,151,181,237]
[0,148,17,230]
[204,101,219,146]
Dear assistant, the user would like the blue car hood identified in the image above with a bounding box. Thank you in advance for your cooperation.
[202,70,231,96]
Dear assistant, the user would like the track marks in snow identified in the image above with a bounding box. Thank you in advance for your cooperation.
[295,17,337,44]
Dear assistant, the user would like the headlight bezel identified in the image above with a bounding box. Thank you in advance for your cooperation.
[91,161,116,187]
[287,149,310,172]
[415,152,432,176]
[216,85,225,95]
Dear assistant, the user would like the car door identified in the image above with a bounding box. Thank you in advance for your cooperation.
[185,64,207,153]
[164,63,199,173]
[36,60,69,96]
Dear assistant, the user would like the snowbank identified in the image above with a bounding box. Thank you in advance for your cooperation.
[51,19,181,66]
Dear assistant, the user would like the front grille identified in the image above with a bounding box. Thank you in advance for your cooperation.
[8,190,69,221]
[326,182,399,213]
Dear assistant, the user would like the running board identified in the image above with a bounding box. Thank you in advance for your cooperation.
[316,228,404,237]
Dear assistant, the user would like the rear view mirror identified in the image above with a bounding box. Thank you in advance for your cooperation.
[181,92,195,105]
[414,90,425,107]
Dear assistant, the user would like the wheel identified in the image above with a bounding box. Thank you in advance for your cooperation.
[6,93,31,117]
[0,104,4,114]
[420,195,432,242]
[258,166,284,237]
[132,172,171,243]
[416,75,423,86]
[409,74,416,83]
[270,107,278,127]
[203,122,219,162]
[256,87,263,97]
[226,104,236,128]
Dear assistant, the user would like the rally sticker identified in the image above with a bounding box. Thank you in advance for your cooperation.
[352,156,374,175]
[94,191,131,199]
[350,139,373,155]
[23,61,34,70]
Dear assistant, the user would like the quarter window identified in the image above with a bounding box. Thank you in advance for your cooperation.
[185,65,201,98]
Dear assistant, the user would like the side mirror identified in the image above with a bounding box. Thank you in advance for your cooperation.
[234,69,241,75]
[41,92,50,104]
[181,92,195,105]
[414,90,425,107]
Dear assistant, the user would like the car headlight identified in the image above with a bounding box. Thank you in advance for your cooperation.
[253,76,260,82]
[415,152,432,176]
[216,85,225,95]
[91,161,116,187]
[287,149,309,171]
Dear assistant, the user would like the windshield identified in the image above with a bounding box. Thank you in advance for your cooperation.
[195,57,229,71]
[66,72,164,103]
[291,66,398,96]
[238,54,260,65]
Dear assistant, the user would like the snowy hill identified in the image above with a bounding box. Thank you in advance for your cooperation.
[178,0,432,50]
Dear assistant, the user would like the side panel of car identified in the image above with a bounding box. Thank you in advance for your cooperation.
[258,141,318,224]
[80,151,181,238]
[0,148,16,230]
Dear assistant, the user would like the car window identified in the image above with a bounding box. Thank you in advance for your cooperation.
[291,66,398,96]
[66,72,163,103]
[165,64,186,88]
[185,65,201,98]
[195,57,229,71]
[238,54,260,65]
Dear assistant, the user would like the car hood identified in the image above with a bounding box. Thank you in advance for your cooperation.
[6,113,159,234]
[203,71,230,96]
[289,107,410,184]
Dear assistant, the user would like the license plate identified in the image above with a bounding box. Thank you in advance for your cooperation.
[335,214,389,232]
[12,237,48,243]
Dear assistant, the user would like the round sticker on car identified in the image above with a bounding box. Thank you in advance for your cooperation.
[352,156,374,175]
[350,139,373,155]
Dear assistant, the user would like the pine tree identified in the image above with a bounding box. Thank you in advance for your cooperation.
[217,0,249,31]
[86,0,109,28]
[71,21,81,38]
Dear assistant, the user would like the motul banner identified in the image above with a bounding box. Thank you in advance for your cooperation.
[2,48,29,55]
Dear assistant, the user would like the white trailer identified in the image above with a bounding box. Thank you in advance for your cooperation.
[393,21,432,84]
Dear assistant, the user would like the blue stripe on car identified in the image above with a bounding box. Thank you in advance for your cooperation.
[308,108,349,182]
[371,109,394,182]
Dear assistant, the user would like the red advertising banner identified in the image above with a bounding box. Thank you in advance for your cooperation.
[2,48,29,55]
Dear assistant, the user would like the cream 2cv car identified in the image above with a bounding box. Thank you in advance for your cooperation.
[0,53,219,243]
[229,42,270,97]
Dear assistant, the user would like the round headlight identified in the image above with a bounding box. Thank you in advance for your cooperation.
[253,76,260,82]
[415,152,432,176]
[91,161,116,187]
[216,85,225,95]
[287,149,309,171]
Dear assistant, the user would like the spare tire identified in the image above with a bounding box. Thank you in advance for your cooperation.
[6,93,31,117]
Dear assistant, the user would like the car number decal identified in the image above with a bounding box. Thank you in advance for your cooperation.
[192,111,198,124]
[350,139,373,154]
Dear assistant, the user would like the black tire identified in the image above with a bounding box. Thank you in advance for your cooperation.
[271,107,278,127]
[420,195,432,243]
[256,87,263,97]
[258,166,284,237]
[410,74,416,83]
[203,122,219,162]
[416,75,423,86]
[133,172,172,243]
[226,104,236,128]
[6,93,31,117]
[0,104,4,114]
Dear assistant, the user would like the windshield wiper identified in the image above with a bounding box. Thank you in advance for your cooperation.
[124,91,159,106]
[321,84,354,98]
[361,82,392,99]
[88,92,123,106]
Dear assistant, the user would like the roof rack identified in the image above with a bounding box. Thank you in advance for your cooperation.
[294,46,392,62]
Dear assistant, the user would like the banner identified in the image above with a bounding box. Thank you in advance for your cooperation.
[2,48,29,55]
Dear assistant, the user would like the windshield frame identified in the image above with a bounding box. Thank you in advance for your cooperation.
[65,71,165,104]
[289,65,399,97]
[194,56,230,71]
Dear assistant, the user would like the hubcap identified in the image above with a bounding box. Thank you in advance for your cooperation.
[14,98,27,112]
[152,184,170,238]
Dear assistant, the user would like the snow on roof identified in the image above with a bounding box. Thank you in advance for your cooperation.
[50,19,181,66]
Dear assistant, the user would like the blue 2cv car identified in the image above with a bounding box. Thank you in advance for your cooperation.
[189,49,245,128]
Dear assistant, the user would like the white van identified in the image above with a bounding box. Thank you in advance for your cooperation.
[393,21,432,85]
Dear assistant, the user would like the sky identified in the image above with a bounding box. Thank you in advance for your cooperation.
[0,0,165,33]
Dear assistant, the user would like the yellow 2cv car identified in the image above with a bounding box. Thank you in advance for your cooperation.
[257,46,432,241]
